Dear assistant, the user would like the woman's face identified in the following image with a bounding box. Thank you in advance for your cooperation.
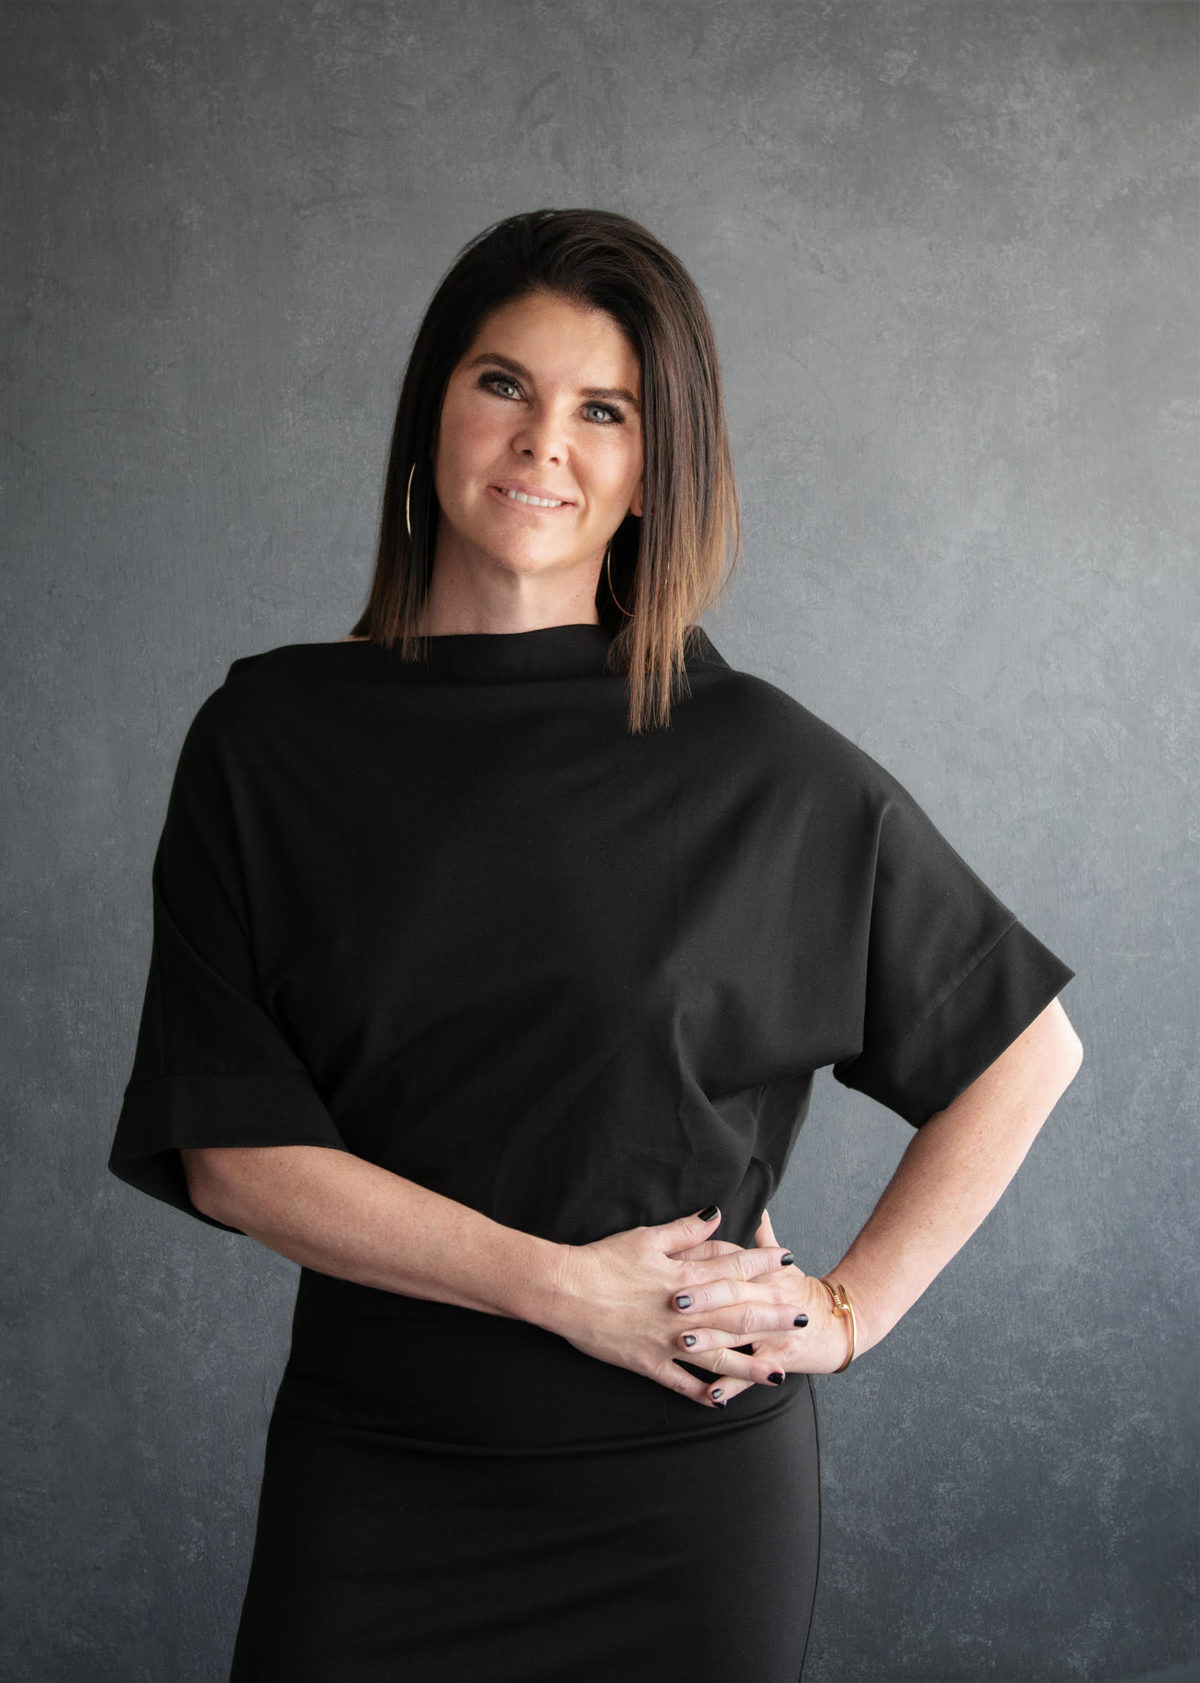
[430,291,644,602]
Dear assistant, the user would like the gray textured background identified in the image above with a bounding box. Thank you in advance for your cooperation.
[4,3,1196,1679]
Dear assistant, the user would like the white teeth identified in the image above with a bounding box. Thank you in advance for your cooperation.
[498,487,564,508]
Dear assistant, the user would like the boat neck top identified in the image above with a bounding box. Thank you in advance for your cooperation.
[332,620,702,684]
[108,622,1074,1452]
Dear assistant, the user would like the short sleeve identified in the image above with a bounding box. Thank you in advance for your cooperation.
[108,681,351,1232]
[831,770,1076,1126]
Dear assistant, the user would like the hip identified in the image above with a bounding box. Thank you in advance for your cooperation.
[280,1265,808,1456]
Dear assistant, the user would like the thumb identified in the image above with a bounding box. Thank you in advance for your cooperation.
[652,1205,721,1247]
[755,1206,779,1247]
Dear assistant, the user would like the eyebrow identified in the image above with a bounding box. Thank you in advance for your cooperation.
[465,351,641,412]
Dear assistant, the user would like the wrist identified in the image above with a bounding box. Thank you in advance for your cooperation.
[817,1264,888,1361]
[484,1228,577,1331]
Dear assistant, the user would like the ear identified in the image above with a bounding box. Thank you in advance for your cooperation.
[630,479,644,520]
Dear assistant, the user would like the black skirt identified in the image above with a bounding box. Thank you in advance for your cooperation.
[227,1269,821,1682]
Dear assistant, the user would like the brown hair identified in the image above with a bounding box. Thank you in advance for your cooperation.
[348,208,742,733]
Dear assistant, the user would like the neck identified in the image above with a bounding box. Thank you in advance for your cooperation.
[418,548,604,636]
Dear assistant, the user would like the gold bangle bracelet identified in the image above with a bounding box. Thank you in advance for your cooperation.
[818,1277,857,1372]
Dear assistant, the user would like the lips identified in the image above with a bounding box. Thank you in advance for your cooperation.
[489,480,575,504]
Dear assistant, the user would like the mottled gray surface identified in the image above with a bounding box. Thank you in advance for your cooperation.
[3,3,1196,1679]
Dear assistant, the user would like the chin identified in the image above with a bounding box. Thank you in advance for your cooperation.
[475,533,578,570]
[491,553,578,580]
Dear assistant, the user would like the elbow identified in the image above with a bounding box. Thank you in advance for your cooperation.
[1061,1017,1085,1081]
[180,1147,237,1223]
[1046,997,1084,1087]
[1050,1024,1084,1108]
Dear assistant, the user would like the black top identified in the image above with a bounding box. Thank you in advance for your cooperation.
[108,623,1075,1448]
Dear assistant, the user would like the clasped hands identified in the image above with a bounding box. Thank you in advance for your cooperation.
[551,1204,855,1411]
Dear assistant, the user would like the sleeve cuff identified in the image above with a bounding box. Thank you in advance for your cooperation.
[836,919,1076,1126]
[107,1067,351,1231]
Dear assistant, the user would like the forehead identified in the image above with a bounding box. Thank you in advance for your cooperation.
[463,293,640,382]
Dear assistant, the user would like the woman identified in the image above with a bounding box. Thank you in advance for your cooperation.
[108,208,1082,1682]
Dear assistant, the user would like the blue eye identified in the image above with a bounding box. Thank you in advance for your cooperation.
[481,373,521,400]
[583,400,625,425]
[477,371,625,425]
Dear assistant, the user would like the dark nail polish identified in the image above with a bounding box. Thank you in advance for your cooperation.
[675,1294,692,1309]
[768,1371,785,1386]
[780,1252,795,1265]
[713,1398,727,1408]
[794,1313,809,1327]
[682,1334,697,1348]
[698,1204,719,1221]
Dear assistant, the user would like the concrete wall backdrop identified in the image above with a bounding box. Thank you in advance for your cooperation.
[3,3,1195,1679]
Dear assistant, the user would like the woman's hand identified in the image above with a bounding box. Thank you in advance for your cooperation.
[546,1206,798,1409]
[665,1207,853,1405]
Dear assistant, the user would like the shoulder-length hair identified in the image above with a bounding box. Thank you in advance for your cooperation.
[348,207,742,734]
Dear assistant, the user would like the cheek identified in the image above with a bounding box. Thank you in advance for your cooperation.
[446,409,493,460]
[590,439,642,504]
[435,410,495,496]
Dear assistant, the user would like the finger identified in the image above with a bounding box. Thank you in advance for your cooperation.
[672,1343,760,1408]
[670,1252,793,1313]
[665,1238,743,1262]
[709,1380,757,1405]
[680,1336,791,1392]
[755,1207,780,1248]
[660,1358,736,1409]
[648,1205,723,1254]
[676,1298,811,1342]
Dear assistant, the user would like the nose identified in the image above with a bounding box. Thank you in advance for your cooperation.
[512,410,567,466]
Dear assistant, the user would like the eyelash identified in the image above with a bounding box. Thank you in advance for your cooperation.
[477,371,626,426]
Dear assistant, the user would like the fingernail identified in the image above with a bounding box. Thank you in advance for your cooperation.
[711,1388,724,1401]
[697,1204,719,1220]
[780,1252,795,1266]
[712,1398,727,1408]
[682,1334,697,1348]
[674,1294,693,1309]
[794,1313,809,1327]
[768,1371,785,1386]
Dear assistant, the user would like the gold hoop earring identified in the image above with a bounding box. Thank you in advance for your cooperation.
[605,542,633,617]
[405,462,415,541]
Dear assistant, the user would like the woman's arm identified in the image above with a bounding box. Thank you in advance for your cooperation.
[825,994,1083,1354]
[182,1146,569,1326]
[181,1147,792,1409]
[668,996,1084,1391]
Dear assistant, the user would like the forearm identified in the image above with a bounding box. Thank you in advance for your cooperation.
[188,1145,568,1326]
[826,1000,1083,1355]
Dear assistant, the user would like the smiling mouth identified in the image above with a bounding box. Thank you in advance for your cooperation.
[488,485,573,510]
